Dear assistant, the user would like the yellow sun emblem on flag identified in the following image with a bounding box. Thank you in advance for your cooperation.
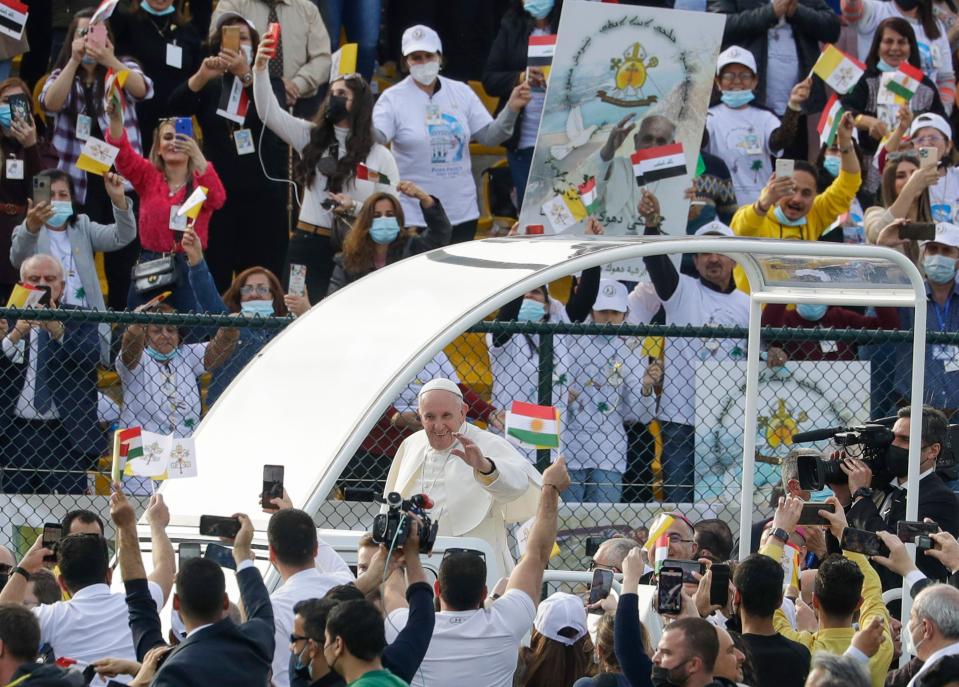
[758,399,809,449]
[530,418,546,432]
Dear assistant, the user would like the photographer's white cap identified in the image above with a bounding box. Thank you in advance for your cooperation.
[921,222,959,249]
[402,25,442,56]
[695,220,734,237]
[534,592,589,646]
[418,377,463,400]
[593,279,628,313]
[909,112,952,142]
[716,46,757,76]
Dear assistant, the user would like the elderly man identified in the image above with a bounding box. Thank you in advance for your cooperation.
[0,255,100,494]
[383,377,542,574]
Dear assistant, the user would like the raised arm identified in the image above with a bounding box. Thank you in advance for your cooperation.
[204,323,240,370]
[616,548,654,687]
[145,493,175,602]
[252,37,312,152]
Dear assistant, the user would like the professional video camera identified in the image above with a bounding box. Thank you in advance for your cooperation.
[371,492,439,554]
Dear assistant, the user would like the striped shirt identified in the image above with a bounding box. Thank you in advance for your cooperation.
[40,59,154,203]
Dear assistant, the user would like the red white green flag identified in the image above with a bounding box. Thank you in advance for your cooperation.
[505,401,560,449]
[886,62,923,100]
[816,94,845,146]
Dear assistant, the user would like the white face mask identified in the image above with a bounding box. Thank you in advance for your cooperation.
[410,60,440,86]
[241,44,253,64]
[901,619,925,657]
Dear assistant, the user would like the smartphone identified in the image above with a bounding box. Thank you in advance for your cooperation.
[42,523,62,563]
[204,542,237,570]
[900,222,937,241]
[178,542,201,567]
[657,567,684,615]
[198,515,241,539]
[86,22,107,50]
[919,146,940,169]
[32,176,51,205]
[261,464,285,509]
[709,563,730,607]
[7,93,29,124]
[775,158,795,179]
[289,264,307,297]
[585,536,603,558]
[662,558,705,584]
[588,568,614,611]
[175,117,193,139]
[841,527,890,557]
[35,284,52,307]
[896,520,939,543]
[265,22,281,56]
[221,25,241,52]
[798,501,836,526]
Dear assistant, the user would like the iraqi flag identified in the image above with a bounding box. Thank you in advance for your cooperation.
[816,94,845,146]
[886,62,923,101]
[577,177,601,215]
[812,44,865,94]
[505,401,560,449]
[632,143,687,185]
[216,75,250,125]
[527,34,556,88]
[0,0,27,40]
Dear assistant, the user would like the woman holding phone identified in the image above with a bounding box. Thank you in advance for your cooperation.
[252,31,399,302]
[106,92,226,311]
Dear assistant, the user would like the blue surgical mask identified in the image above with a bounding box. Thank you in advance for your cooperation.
[46,200,73,228]
[370,216,401,244]
[140,1,176,15]
[518,299,546,322]
[773,205,808,227]
[720,89,755,108]
[924,254,958,283]
[877,58,898,72]
[0,105,10,129]
[240,299,274,316]
[81,55,96,65]
[145,346,178,362]
[823,156,841,178]
[796,303,828,321]
[524,0,555,19]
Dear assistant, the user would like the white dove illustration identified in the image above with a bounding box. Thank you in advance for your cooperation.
[549,104,597,161]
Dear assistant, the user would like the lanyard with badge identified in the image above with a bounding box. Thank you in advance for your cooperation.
[932,298,959,372]
[77,82,95,142]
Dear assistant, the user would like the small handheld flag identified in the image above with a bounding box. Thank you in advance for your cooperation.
[356,163,390,185]
[631,143,687,186]
[505,401,560,449]
[216,76,250,124]
[76,137,119,176]
[644,512,676,554]
[330,43,358,81]
[0,0,28,41]
[816,94,846,146]
[90,0,118,24]
[577,177,601,215]
[526,34,556,90]
[811,44,864,94]
[177,186,209,220]
[5,282,43,308]
[885,62,923,101]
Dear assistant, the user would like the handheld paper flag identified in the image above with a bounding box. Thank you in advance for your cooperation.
[90,0,118,23]
[644,512,676,552]
[166,437,197,478]
[577,177,601,215]
[0,0,28,40]
[631,143,687,185]
[515,515,561,559]
[355,163,390,185]
[216,76,250,124]
[816,94,846,147]
[76,137,119,176]
[885,62,923,100]
[812,44,865,95]
[5,282,43,308]
[177,186,208,219]
[527,34,556,90]
[653,533,670,573]
[505,401,561,449]
[124,430,171,478]
[112,427,143,482]
[103,68,129,111]
[330,43,358,81]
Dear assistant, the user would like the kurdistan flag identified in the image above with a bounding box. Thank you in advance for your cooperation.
[505,401,560,449]
[886,62,923,100]
[816,94,845,146]
[577,177,601,215]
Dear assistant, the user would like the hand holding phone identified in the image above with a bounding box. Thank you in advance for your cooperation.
[899,222,936,241]
[42,523,62,563]
[221,25,241,52]
[775,158,795,179]
[841,527,890,557]
[657,567,684,615]
[798,502,836,526]
[261,464,285,510]
[199,515,241,539]
[709,563,730,607]
[588,568,614,612]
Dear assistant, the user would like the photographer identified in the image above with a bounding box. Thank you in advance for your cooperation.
[832,406,959,588]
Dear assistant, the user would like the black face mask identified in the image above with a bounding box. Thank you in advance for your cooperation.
[325,94,350,123]
[651,663,687,687]
[886,444,910,478]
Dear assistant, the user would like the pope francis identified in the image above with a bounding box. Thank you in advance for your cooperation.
[382,377,543,573]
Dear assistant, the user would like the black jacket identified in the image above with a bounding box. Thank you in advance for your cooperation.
[885,656,924,687]
[7,663,82,687]
[707,0,840,112]
[847,472,959,589]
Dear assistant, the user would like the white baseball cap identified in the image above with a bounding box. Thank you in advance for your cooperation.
[212,11,256,34]
[695,220,734,237]
[909,112,952,142]
[921,222,959,249]
[716,46,757,76]
[418,377,462,400]
[593,279,629,313]
[402,25,442,56]
[534,592,589,646]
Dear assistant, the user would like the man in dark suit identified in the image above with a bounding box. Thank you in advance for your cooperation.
[836,406,959,590]
[0,253,101,494]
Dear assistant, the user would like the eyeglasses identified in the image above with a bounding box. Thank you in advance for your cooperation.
[442,548,486,560]
[0,564,12,574]
[914,134,946,145]
[718,72,753,85]
[588,560,622,573]
[240,284,272,297]
[666,533,694,544]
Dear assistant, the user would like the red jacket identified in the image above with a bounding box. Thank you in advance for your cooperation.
[762,304,899,360]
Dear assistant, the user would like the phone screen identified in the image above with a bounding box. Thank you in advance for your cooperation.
[35,285,52,306]
[261,465,285,509]
[798,502,835,526]
[178,543,201,567]
[199,515,241,539]
[662,558,704,584]
[709,563,730,606]
[42,523,62,563]
[8,94,29,124]
[204,543,237,570]
[841,528,889,557]
[588,568,614,609]
[657,568,684,614]
[896,521,939,542]
[288,264,307,297]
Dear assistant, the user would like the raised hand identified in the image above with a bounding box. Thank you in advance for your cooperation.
[601,114,636,162]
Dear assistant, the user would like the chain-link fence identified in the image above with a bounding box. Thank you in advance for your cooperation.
[0,305,949,560]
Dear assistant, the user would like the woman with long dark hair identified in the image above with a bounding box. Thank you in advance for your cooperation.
[253,33,398,302]
[518,592,596,687]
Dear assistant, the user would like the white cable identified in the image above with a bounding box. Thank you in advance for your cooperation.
[255,72,302,208]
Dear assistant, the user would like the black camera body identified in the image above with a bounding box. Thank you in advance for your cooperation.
[795,424,894,491]
[371,492,439,554]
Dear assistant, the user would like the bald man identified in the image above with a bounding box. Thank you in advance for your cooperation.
[382,378,542,574]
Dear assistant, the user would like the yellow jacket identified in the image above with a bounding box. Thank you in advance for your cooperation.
[760,540,893,687]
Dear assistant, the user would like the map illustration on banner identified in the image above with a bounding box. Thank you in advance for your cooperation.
[519,0,725,260]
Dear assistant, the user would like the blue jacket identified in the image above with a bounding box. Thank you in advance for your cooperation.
[0,304,101,455]
[896,282,959,409]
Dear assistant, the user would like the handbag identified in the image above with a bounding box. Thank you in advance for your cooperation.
[131,254,177,295]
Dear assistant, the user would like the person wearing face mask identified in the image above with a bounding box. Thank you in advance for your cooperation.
[327,181,451,296]
[170,13,289,291]
[705,46,807,206]
[373,24,531,244]
[649,616,727,687]
[322,600,407,686]
[904,113,959,225]
[869,153,939,270]
[814,134,873,244]
[253,37,397,303]
[109,0,203,152]
[843,0,955,114]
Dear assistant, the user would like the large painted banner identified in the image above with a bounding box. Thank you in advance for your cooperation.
[694,361,871,504]
[519,1,725,272]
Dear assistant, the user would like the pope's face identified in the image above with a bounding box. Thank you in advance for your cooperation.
[418,390,467,451]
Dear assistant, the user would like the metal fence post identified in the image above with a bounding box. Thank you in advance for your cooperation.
[537,330,554,472]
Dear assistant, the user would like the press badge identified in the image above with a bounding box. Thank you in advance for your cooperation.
[425,104,442,125]
[820,339,838,354]
[5,158,23,180]
[76,114,92,141]
[233,128,254,155]
[169,205,188,231]
[166,43,183,69]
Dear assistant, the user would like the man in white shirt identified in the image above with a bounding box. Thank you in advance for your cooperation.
[386,457,570,687]
[268,508,356,687]
[0,494,175,686]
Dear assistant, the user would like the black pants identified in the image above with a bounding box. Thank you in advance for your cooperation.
[450,219,478,244]
[283,230,334,303]
[622,421,657,503]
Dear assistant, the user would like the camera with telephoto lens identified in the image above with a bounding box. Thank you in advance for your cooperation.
[320,197,341,210]
[371,492,439,554]
[793,424,894,491]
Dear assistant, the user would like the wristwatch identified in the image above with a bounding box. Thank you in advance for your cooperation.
[770,527,790,543]
[12,566,30,581]
[240,71,253,86]
[852,486,874,501]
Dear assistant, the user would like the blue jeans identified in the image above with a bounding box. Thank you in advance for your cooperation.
[660,422,695,503]
[319,0,382,79]
[564,469,623,503]
[508,147,534,213]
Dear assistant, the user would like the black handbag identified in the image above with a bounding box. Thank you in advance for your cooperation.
[131,254,177,295]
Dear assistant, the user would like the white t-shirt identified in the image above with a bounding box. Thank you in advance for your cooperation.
[374,76,493,226]
[855,0,953,85]
[47,229,88,307]
[766,19,800,114]
[117,343,208,436]
[35,581,164,686]
[385,588,536,687]
[930,166,959,223]
[394,351,460,413]
[706,103,781,205]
